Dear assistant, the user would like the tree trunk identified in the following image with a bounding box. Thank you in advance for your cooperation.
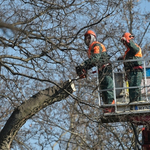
[0,80,76,150]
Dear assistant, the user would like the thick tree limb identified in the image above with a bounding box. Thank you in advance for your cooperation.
[0,80,76,150]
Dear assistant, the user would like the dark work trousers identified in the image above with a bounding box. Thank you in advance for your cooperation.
[127,69,143,102]
[99,66,114,104]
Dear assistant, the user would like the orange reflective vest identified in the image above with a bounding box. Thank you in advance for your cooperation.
[87,41,106,58]
[123,43,142,60]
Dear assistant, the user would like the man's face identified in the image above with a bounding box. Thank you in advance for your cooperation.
[84,34,91,46]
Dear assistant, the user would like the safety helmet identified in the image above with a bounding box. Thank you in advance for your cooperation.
[84,30,96,46]
[122,32,134,41]
[84,30,97,38]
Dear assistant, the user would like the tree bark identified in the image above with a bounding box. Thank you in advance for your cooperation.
[0,80,76,150]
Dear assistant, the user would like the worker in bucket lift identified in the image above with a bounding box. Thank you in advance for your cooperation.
[75,29,114,106]
[118,32,143,103]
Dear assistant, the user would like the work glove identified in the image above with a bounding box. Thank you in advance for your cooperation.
[75,65,87,79]
[121,37,129,45]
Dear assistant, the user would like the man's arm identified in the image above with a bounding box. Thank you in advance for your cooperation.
[127,40,140,54]
[81,43,102,70]
[82,54,101,70]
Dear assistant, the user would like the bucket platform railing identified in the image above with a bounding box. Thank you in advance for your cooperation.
[98,58,150,113]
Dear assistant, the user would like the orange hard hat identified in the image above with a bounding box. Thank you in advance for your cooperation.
[84,30,96,37]
[122,32,134,41]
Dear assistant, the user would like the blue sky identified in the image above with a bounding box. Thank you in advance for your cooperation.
[141,0,150,11]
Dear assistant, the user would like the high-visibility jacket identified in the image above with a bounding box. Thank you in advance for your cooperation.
[82,41,110,70]
[123,40,143,71]
[87,41,106,58]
